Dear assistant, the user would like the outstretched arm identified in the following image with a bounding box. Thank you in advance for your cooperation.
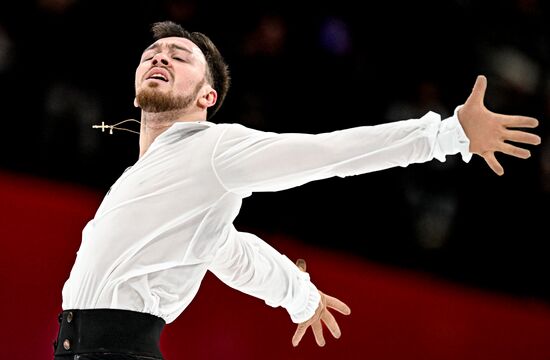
[457,75,541,175]
[213,111,470,194]
[208,228,350,346]
[208,227,321,323]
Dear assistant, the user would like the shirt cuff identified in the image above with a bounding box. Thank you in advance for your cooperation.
[287,271,321,323]
[434,105,473,163]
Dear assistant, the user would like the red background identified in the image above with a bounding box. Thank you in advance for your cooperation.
[1,170,549,360]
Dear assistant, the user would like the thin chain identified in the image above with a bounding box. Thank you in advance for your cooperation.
[92,119,141,135]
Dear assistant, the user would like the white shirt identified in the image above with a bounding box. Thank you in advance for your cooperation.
[61,109,471,324]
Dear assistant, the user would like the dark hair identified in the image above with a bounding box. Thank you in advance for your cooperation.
[151,21,230,120]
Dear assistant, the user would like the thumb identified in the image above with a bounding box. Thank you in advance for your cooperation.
[466,75,487,106]
[296,258,307,272]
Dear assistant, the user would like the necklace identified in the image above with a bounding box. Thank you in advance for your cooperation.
[92,119,141,135]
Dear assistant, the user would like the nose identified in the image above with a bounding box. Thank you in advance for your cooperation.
[152,53,169,66]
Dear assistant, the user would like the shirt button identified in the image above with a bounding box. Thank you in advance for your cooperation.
[63,339,71,350]
[67,312,73,323]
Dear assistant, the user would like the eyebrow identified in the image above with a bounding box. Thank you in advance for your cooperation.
[142,43,193,54]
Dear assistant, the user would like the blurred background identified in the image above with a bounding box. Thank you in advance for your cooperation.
[0,0,549,359]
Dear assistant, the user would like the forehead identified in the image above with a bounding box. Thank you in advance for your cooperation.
[144,37,206,63]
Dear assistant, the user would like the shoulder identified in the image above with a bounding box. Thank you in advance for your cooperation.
[210,122,267,138]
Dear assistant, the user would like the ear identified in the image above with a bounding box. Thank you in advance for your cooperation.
[198,87,218,110]
[134,97,139,108]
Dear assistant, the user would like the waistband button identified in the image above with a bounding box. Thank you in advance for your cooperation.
[67,311,73,323]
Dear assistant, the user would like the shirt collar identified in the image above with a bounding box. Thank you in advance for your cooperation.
[169,120,214,129]
[153,120,214,144]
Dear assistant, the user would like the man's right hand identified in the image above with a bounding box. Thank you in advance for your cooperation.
[292,259,351,347]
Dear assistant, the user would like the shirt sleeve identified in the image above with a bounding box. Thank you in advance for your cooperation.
[212,110,472,195]
[208,227,321,324]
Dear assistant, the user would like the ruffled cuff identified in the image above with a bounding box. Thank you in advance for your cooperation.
[287,271,321,323]
[434,105,473,163]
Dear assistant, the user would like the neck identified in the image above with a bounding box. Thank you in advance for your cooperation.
[138,108,207,157]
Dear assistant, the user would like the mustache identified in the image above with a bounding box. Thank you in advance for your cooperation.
[144,65,173,81]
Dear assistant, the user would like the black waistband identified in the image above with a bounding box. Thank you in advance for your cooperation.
[53,308,165,359]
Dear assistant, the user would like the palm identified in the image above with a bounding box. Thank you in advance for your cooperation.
[457,75,541,175]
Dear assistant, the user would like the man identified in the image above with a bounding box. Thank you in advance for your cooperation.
[53,20,541,359]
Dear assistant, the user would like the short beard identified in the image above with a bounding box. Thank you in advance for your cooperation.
[136,79,204,113]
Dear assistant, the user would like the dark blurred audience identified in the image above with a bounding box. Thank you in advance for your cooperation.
[0,0,547,301]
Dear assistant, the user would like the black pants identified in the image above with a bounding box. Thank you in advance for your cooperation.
[53,309,166,360]
[55,354,162,360]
